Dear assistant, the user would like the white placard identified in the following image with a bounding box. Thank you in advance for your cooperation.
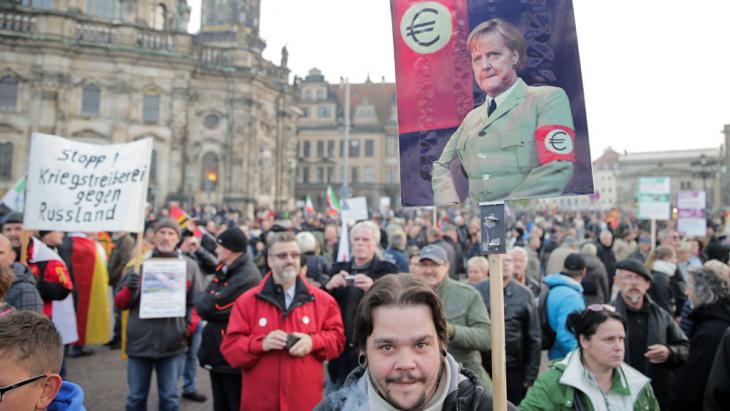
[24,133,152,232]
[638,201,670,221]
[677,191,706,210]
[341,197,369,222]
[678,218,706,237]
[638,177,670,194]
[139,259,187,319]
[52,294,79,345]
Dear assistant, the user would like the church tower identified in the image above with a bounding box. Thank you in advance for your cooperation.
[198,0,264,52]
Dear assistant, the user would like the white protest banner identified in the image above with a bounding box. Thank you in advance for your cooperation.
[24,133,152,232]
[139,258,187,319]
[637,177,671,220]
[677,191,706,237]
[341,197,368,222]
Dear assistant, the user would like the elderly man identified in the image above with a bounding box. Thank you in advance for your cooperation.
[474,251,540,403]
[658,228,687,317]
[316,274,511,411]
[0,234,42,312]
[221,232,344,411]
[416,244,492,386]
[511,247,540,296]
[325,221,399,387]
[195,227,261,410]
[115,219,202,411]
[611,258,688,410]
[0,211,23,260]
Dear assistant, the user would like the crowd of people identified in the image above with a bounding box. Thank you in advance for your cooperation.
[1,204,730,410]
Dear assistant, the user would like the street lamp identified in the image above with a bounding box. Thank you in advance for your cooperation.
[206,171,218,205]
[691,153,716,212]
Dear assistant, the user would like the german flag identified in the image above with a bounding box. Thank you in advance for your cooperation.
[170,205,190,230]
[67,235,110,346]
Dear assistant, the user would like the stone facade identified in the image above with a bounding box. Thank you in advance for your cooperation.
[0,0,298,215]
[294,68,401,211]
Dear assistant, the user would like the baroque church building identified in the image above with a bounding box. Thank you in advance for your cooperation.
[0,0,299,214]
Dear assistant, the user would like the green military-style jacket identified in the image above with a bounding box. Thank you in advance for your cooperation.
[435,277,492,389]
[432,78,575,204]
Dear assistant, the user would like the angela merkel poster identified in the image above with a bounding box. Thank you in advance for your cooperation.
[391,0,593,206]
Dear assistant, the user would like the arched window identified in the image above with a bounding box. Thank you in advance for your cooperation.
[0,76,18,111]
[82,84,101,116]
[0,142,12,179]
[151,3,166,30]
[200,152,219,190]
[149,149,158,184]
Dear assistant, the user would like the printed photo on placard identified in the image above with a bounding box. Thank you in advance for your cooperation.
[391,0,594,206]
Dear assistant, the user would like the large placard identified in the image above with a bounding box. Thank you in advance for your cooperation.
[391,0,593,206]
[24,133,152,232]
[637,177,671,220]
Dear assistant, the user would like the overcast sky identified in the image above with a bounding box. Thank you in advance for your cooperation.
[188,1,730,160]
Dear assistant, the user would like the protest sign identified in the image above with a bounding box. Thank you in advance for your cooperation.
[341,197,369,222]
[677,191,706,237]
[24,133,152,232]
[638,177,671,220]
[391,0,593,206]
[139,258,187,319]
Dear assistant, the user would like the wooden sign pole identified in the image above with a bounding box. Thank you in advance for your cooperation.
[480,202,507,411]
[650,219,656,251]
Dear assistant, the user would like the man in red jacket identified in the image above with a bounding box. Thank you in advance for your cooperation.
[221,232,345,411]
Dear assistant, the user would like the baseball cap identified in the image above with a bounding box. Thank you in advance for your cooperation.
[564,253,586,271]
[418,245,448,265]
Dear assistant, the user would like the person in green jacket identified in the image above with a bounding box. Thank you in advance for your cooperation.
[520,305,659,410]
[432,18,576,205]
[415,244,492,389]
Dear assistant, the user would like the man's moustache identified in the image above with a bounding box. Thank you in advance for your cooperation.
[385,372,426,384]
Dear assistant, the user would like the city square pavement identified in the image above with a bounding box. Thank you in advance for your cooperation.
[65,345,212,410]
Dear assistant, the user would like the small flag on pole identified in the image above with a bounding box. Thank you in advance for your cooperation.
[170,205,190,229]
[305,195,315,216]
[326,185,340,216]
[1,176,25,212]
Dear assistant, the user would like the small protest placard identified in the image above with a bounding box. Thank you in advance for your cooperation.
[139,259,187,319]
[638,177,671,220]
[341,197,369,222]
[677,191,706,237]
[24,133,152,232]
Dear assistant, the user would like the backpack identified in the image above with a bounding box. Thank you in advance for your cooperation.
[537,283,557,350]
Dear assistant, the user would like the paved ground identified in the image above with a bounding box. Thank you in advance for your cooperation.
[65,345,212,410]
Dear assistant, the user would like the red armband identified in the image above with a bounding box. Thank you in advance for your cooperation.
[535,125,576,165]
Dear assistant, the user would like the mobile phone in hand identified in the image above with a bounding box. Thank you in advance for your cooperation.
[285,333,301,350]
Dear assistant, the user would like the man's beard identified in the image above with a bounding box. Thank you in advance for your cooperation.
[372,362,443,411]
[278,266,297,282]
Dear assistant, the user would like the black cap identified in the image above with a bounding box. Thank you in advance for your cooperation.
[616,258,653,282]
[216,227,247,253]
[1,211,22,226]
[564,253,586,271]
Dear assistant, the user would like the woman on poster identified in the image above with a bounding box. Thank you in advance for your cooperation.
[432,18,576,205]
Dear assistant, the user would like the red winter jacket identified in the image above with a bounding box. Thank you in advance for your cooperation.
[221,273,345,411]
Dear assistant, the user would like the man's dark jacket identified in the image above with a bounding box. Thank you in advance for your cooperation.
[195,252,261,373]
[704,327,730,411]
[581,254,609,305]
[474,279,541,385]
[612,295,688,410]
[326,257,399,385]
[672,297,730,410]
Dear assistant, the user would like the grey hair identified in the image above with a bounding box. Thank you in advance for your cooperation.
[510,246,528,258]
[388,230,406,250]
[690,267,730,307]
[350,221,381,245]
[295,231,318,254]
[581,242,597,256]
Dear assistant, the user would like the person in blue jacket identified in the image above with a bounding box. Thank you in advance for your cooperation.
[0,311,86,410]
[544,253,587,360]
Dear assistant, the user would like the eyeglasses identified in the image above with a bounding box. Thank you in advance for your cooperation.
[0,375,47,402]
[586,304,616,313]
[272,251,301,260]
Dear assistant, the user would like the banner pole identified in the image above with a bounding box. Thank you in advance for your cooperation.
[650,219,656,251]
[20,230,31,264]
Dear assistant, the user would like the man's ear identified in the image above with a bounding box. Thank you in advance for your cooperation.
[36,374,63,409]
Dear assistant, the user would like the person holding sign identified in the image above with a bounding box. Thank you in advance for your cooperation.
[432,18,575,204]
[221,232,345,411]
[114,219,201,411]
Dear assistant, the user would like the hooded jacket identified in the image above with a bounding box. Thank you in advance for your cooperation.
[612,295,688,410]
[195,252,261,373]
[315,352,515,411]
[520,350,659,411]
[6,262,43,312]
[544,273,586,360]
[47,381,86,411]
[672,297,730,409]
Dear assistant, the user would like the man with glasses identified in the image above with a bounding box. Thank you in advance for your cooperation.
[0,311,85,410]
[611,258,688,410]
[221,232,345,411]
